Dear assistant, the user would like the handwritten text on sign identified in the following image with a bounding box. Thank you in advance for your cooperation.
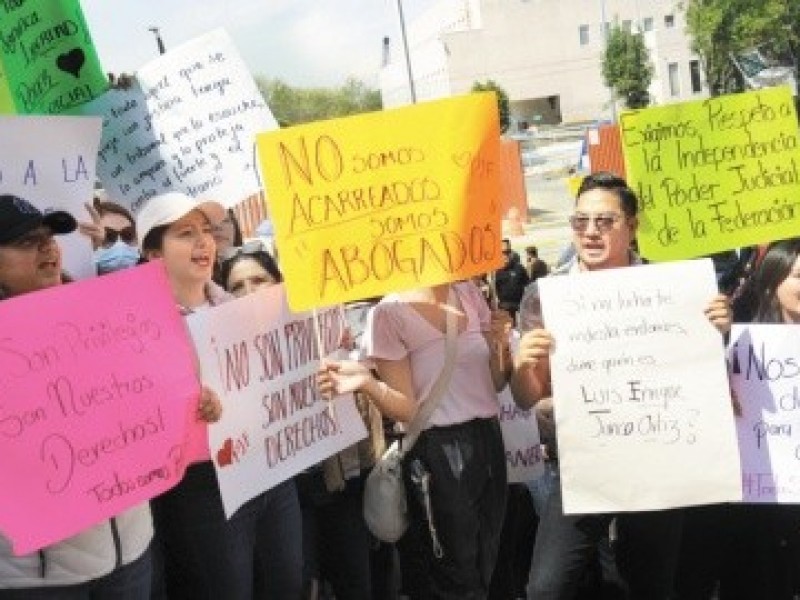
[187,284,367,517]
[0,263,199,555]
[539,260,741,513]
[729,324,800,503]
[621,86,800,260]
[256,93,503,311]
[81,29,277,214]
[0,0,107,114]
[0,115,100,279]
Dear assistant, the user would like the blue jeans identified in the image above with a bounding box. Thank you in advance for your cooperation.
[0,546,151,600]
[526,467,683,600]
[151,462,302,600]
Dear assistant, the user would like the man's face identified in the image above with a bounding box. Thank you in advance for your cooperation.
[571,189,637,271]
[0,227,62,295]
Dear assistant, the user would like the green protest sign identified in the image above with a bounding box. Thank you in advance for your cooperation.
[0,0,107,114]
[621,86,800,261]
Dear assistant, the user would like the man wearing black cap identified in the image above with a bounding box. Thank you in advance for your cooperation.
[0,193,77,297]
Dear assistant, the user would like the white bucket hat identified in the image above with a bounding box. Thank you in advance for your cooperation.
[136,192,226,250]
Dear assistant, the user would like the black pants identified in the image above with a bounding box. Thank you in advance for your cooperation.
[398,417,507,600]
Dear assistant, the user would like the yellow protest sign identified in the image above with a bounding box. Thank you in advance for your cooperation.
[256,93,503,311]
[620,86,800,261]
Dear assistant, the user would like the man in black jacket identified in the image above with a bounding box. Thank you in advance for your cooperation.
[494,239,529,323]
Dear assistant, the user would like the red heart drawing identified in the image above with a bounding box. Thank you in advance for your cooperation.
[216,438,234,468]
[56,48,85,78]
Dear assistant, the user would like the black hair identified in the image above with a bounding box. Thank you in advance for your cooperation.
[576,172,638,218]
[734,238,800,323]
[227,209,244,247]
[526,245,539,258]
[95,200,135,229]
[141,224,169,255]
[219,250,283,291]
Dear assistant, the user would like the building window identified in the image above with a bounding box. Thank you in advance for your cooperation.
[622,20,632,33]
[668,62,680,96]
[642,17,654,32]
[579,24,590,46]
[664,14,675,28]
[689,60,703,93]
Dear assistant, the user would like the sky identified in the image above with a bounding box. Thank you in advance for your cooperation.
[81,0,427,88]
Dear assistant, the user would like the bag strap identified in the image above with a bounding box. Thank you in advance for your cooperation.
[401,286,459,453]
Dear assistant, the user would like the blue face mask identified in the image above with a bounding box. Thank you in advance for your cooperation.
[94,240,140,274]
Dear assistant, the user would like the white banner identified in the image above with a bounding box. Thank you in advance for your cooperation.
[83,29,277,214]
[729,324,800,503]
[499,332,544,483]
[187,284,367,517]
[539,259,741,513]
[0,116,100,280]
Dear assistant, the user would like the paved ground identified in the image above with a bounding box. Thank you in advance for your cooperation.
[504,173,576,269]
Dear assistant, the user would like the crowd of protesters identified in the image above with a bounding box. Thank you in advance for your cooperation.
[1,164,799,600]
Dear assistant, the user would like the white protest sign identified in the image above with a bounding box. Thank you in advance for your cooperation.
[729,324,800,503]
[187,284,367,517]
[499,332,544,483]
[0,116,100,279]
[82,29,277,214]
[539,259,741,513]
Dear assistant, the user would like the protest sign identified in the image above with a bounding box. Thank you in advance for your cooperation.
[256,93,503,311]
[539,259,741,513]
[620,86,800,261]
[0,115,101,279]
[81,28,278,215]
[0,0,107,114]
[729,324,800,503]
[187,284,368,517]
[498,388,544,483]
[499,332,544,483]
[0,262,199,555]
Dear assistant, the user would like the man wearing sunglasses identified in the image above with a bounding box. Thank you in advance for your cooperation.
[510,172,732,599]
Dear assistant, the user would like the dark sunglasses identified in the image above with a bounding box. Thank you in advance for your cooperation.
[103,226,136,247]
[219,240,269,262]
[569,213,623,233]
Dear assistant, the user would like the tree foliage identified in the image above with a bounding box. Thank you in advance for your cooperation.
[683,0,800,96]
[255,77,382,126]
[602,25,653,109]
[471,80,510,132]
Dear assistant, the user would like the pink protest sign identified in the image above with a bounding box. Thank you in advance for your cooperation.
[0,262,199,555]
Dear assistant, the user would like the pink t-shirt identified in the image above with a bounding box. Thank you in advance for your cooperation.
[364,281,499,428]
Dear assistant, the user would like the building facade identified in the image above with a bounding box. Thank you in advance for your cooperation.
[380,0,708,125]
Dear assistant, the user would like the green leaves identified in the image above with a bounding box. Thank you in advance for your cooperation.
[602,26,653,109]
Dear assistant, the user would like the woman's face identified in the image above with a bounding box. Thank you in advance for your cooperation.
[775,255,800,323]
[149,210,215,286]
[0,227,62,296]
[213,213,236,254]
[226,257,277,298]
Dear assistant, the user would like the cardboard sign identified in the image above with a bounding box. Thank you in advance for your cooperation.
[81,29,278,214]
[256,93,503,311]
[0,115,101,279]
[621,86,800,261]
[539,259,741,513]
[729,324,800,503]
[187,284,368,517]
[0,262,199,555]
[0,0,107,114]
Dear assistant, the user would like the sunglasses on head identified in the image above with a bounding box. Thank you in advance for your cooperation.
[569,213,623,233]
[103,226,136,247]
[219,240,269,262]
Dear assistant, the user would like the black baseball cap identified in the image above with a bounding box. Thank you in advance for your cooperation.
[0,194,77,245]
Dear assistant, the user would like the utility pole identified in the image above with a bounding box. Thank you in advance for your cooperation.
[148,26,166,55]
[396,0,417,103]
